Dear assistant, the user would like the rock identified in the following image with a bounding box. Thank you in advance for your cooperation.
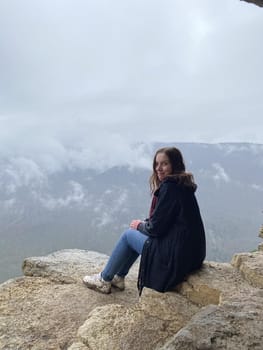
[68,342,89,350]
[175,262,241,306]
[71,260,261,350]
[1,248,263,350]
[75,289,199,350]
[241,0,263,7]
[231,251,263,288]
[160,290,263,350]
[0,276,93,350]
[0,250,139,350]
[22,249,111,283]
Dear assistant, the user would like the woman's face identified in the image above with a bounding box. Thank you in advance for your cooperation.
[155,152,173,181]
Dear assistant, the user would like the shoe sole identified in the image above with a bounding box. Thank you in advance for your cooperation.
[82,279,111,294]
[111,284,125,291]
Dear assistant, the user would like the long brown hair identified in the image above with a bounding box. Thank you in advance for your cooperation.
[149,147,196,193]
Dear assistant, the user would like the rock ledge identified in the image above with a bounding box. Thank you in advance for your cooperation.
[0,248,263,350]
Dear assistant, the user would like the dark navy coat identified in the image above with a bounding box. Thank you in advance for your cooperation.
[137,177,206,294]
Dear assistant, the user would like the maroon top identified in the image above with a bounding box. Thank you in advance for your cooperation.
[149,195,158,217]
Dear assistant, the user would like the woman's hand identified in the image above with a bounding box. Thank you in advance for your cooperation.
[130,219,142,230]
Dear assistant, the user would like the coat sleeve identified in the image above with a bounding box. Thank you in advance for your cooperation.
[138,181,179,237]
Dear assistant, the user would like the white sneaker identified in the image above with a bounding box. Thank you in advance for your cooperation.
[83,273,111,294]
[111,275,125,291]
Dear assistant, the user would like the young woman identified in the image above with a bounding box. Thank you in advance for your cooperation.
[83,147,206,295]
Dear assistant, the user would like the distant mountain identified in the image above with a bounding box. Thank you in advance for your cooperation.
[0,142,262,282]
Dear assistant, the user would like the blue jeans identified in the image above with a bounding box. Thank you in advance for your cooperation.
[101,229,148,281]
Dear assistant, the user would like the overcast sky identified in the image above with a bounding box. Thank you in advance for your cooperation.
[0,0,263,172]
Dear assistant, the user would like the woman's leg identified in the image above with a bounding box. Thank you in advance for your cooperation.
[101,229,148,281]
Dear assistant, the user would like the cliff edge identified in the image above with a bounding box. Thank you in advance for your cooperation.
[1,240,263,350]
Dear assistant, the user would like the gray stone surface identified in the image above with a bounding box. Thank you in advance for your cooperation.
[161,290,263,350]
[1,247,263,350]
[231,251,263,288]
[242,0,263,7]
[22,249,111,283]
[0,250,139,350]
[76,289,198,350]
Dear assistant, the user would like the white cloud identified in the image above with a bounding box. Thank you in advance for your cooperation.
[112,190,128,208]
[97,212,113,227]
[251,184,263,192]
[1,157,47,194]
[35,181,86,210]
[212,163,230,183]
[93,189,129,226]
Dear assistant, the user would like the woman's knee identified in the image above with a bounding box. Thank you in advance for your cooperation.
[121,228,134,242]
[125,229,147,253]
[119,228,134,243]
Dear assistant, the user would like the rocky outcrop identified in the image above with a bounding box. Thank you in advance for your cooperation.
[161,293,263,350]
[242,0,263,7]
[0,250,139,350]
[231,251,263,288]
[1,243,263,350]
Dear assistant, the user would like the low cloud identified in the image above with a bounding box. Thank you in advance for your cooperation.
[250,184,263,192]
[212,163,230,183]
[35,181,86,210]
[1,157,47,195]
